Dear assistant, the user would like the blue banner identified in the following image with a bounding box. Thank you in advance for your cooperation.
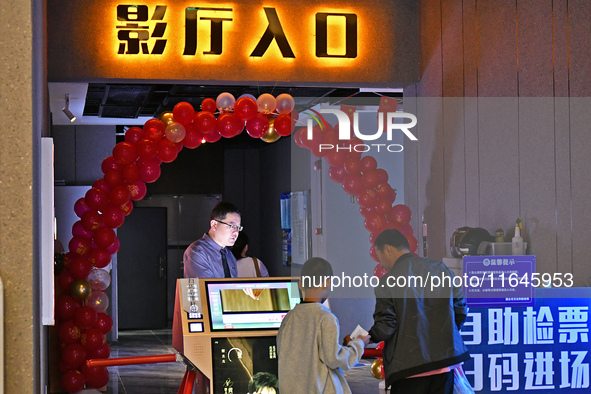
[461,288,590,392]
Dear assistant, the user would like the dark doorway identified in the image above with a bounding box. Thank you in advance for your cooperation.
[117,207,168,329]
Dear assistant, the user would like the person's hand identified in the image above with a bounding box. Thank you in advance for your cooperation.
[343,335,352,346]
[358,334,371,347]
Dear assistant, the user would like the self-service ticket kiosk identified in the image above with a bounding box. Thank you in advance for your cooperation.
[172,277,300,393]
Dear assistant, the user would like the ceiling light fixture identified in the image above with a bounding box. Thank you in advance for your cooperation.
[62,94,76,122]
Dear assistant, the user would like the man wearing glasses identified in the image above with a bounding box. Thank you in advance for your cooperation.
[183,201,243,278]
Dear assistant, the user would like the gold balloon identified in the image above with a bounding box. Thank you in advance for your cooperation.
[260,118,281,143]
[370,358,384,379]
[159,111,176,126]
[70,279,92,301]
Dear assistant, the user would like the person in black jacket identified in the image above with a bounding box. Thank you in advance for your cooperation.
[369,229,470,393]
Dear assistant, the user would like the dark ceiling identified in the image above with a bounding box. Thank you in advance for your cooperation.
[83,83,402,120]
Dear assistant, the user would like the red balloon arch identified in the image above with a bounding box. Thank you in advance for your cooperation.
[54,92,415,392]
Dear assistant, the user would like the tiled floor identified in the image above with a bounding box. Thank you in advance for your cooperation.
[99,329,385,394]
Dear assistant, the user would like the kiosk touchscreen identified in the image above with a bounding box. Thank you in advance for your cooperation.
[172,277,300,393]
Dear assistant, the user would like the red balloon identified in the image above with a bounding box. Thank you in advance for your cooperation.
[88,342,111,359]
[92,179,111,194]
[173,101,195,126]
[322,130,339,146]
[234,97,258,121]
[274,113,295,136]
[294,127,307,148]
[344,158,362,175]
[364,213,388,233]
[143,119,166,141]
[88,248,111,268]
[176,140,184,152]
[58,269,75,292]
[112,141,137,166]
[85,187,109,211]
[157,138,179,163]
[120,199,134,216]
[61,343,87,368]
[217,113,243,138]
[370,245,380,263]
[361,156,378,172]
[137,158,161,183]
[307,126,327,157]
[121,163,140,182]
[104,169,124,187]
[357,189,378,208]
[72,220,93,239]
[56,295,81,321]
[193,111,217,134]
[325,150,347,167]
[81,210,102,231]
[183,124,203,149]
[203,128,222,143]
[399,224,414,238]
[245,113,269,138]
[406,234,418,253]
[58,320,82,344]
[106,237,120,254]
[75,306,98,329]
[92,227,117,249]
[96,313,113,335]
[101,205,125,228]
[61,369,86,393]
[373,264,387,279]
[376,168,389,183]
[101,156,122,174]
[375,183,395,202]
[109,184,131,206]
[58,360,76,374]
[136,138,159,160]
[82,365,110,388]
[375,199,392,215]
[347,137,364,160]
[69,235,92,256]
[74,197,92,218]
[342,174,363,195]
[328,165,347,183]
[69,256,93,279]
[201,98,217,113]
[127,179,147,201]
[81,327,105,352]
[369,231,380,245]
[361,169,380,189]
[375,341,385,350]
[389,204,412,227]
[124,126,145,144]
[360,206,377,218]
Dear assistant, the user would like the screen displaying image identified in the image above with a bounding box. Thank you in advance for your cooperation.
[211,336,278,394]
[206,280,300,331]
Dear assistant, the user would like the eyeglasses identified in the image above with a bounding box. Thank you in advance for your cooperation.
[214,219,243,232]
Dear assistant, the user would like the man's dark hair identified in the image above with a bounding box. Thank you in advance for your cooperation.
[248,372,279,393]
[300,257,333,288]
[374,229,410,251]
[210,201,241,221]
[231,231,249,260]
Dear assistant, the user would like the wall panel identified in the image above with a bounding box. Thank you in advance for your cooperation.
[477,0,518,97]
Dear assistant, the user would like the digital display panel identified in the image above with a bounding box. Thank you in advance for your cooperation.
[212,336,278,394]
[206,280,300,331]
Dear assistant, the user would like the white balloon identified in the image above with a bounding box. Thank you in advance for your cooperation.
[276,93,295,114]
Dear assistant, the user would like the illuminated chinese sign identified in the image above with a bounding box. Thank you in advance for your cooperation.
[47,0,419,85]
[115,5,357,59]
[462,288,590,392]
